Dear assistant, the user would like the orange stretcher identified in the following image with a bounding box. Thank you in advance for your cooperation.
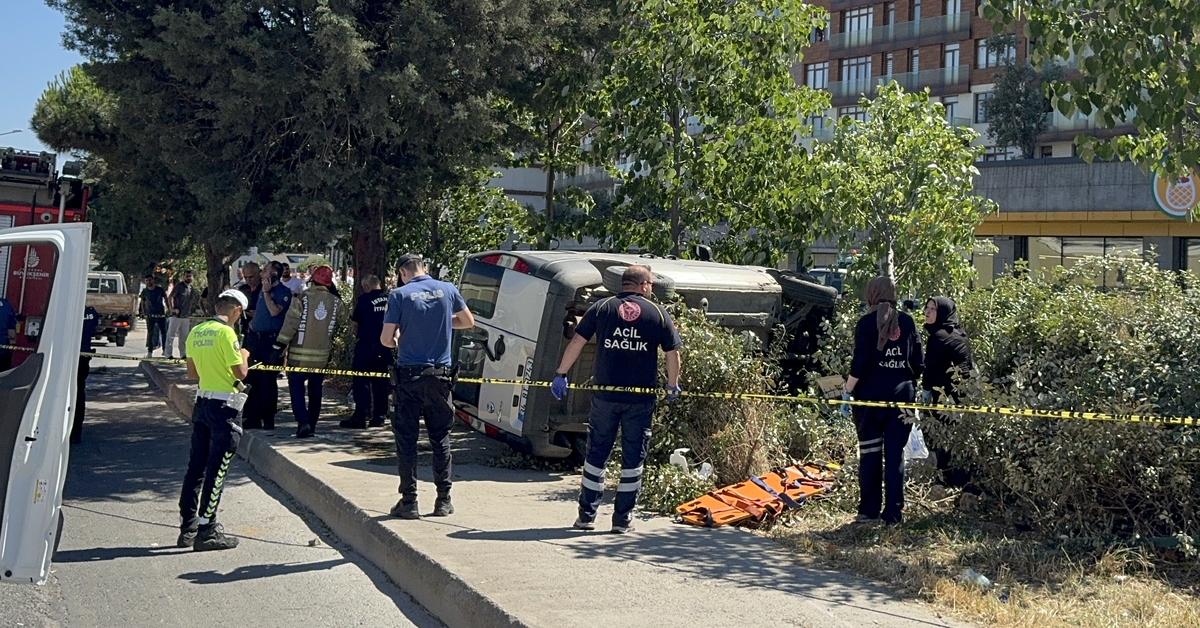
[676,463,838,528]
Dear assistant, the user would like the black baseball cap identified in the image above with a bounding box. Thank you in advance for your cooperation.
[397,253,424,266]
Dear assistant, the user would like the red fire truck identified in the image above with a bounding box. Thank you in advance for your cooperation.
[0,147,88,367]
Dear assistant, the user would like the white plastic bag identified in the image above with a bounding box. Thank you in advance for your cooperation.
[904,426,930,461]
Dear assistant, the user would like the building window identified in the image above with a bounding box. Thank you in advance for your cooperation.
[841,56,873,82]
[944,43,961,69]
[909,48,920,73]
[805,62,829,89]
[982,145,1012,161]
[942,97,959,122]
[976,38,1016,68]
[809,26,828,43]
[1024,237,1143,286]
[884,2,896,25]
[838,106,867,122]
[911,0,921,21]
[944,0,962,14]
[884,52,894,76]
[1040,145,1054,158]
[975,92,994,123]
[842,7,873,33]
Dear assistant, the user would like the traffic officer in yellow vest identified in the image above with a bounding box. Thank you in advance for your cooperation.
[274,265,347,438]
[178,289,250,552]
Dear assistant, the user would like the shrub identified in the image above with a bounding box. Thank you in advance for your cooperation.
[934,258,1200,538]
[649,306,847,486]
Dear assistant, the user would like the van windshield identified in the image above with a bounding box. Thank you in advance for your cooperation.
[87,277,121,293]
[459,259,504,319]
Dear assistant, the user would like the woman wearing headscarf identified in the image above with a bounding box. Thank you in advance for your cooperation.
[843,276,924,525]
[921,296,973,486]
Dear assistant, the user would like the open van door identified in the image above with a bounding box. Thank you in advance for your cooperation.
[0,223,90,585]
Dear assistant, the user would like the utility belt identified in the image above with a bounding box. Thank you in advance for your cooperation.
[245,329,279,340]
[197,383,250,412]
[389,364,459,387]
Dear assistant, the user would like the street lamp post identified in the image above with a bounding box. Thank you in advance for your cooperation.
[0,129,23,137]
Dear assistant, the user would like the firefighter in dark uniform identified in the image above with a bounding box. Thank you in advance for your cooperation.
[552,264,683,534]
[71,305,100,444]
[177,289,250,551]
[342,275,392,429]
[380,254,474,519]
[242,260,292,430]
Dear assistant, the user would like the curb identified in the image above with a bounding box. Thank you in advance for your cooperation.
[141,362,526,628]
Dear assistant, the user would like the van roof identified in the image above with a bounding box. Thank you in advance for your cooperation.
[469,250,781,294]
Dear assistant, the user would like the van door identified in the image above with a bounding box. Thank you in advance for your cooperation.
[0,223,90,585]
[454,256,548,439]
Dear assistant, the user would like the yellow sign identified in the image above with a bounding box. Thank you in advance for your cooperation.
[1152,168,1199,218]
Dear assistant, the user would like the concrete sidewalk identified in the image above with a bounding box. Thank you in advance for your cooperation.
[143,362,966,628]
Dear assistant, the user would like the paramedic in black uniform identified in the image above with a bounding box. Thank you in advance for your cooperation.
[551,265,682,534]
[843,276,924,525]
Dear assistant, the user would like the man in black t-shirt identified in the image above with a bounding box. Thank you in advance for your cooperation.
[341,275,392,429]
[551,265,682,533]
[140,274,168,357]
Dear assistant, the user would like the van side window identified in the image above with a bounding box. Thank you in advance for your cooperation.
[459,260,504,319]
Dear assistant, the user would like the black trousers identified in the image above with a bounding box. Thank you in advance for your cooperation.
[393,373,454,502]
[146,316,167,351]
[352,342,391,420]
[179,398,242,530]
[242,331,279,428]
[853,405,913,524]
[71,356,91,444]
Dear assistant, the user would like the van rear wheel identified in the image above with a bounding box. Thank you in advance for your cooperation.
[115,333,126,347]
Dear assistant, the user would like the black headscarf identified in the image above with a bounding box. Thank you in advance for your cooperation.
[924,296,962,334]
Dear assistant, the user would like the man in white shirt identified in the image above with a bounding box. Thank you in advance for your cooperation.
[280,262,305,294]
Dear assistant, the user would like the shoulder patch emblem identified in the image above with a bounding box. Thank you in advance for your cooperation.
[618,301,642,322]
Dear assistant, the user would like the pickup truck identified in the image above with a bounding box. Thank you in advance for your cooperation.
[86,271,137,346]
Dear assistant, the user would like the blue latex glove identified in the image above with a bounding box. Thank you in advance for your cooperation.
[840,392,853,419]
[921,389,934,404]
[665,384,682,402]
[551,375,569,400]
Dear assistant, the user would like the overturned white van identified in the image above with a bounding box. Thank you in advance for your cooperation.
[451,251,837,459]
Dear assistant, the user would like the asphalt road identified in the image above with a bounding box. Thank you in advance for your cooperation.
[0,328,443,628]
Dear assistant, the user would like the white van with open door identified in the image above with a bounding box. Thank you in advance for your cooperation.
[0,223,90,585]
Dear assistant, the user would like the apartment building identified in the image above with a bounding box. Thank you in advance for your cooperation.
[802,0,1200,282]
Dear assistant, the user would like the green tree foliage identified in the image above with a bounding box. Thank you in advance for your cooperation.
[47,0,575,290]
[984,0,1200,179]
[982,35,1063,159]
[583,0,829,259]
[385,171,529,282]
[814,83,995,298]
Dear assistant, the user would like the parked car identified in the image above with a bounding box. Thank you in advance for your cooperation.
[806,267,847,295]
[1,222,90,585]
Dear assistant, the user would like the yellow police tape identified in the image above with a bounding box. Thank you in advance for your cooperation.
[4,344,1198,427]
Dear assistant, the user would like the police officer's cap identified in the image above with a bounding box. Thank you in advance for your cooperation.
[397,253,425,267]
[217,288,249,310]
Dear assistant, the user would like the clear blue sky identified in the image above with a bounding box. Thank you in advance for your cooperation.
[0,2,86,155]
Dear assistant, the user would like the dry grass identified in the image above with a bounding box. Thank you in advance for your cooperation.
[768,482,1200,628]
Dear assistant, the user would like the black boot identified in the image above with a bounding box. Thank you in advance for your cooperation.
[389,499,420,520]
[432,493,454,517]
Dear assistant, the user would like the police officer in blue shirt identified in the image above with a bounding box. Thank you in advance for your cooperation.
[552,265,683,534]
[380,254,474,520]
[71,305,100,444]
[242,260,293,430]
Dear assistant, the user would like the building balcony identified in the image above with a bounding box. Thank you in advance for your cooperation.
[830,0,884,12]
[829,65,969,106]
[829,12,972,56]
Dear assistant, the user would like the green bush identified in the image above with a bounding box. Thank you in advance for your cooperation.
[933,258,1200,538]
[649,306,848,486]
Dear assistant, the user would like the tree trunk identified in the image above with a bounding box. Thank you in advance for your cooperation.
[669,108,683,257]
[203,242,232,313]
[429,198,442,275]
[351,197,386,295]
